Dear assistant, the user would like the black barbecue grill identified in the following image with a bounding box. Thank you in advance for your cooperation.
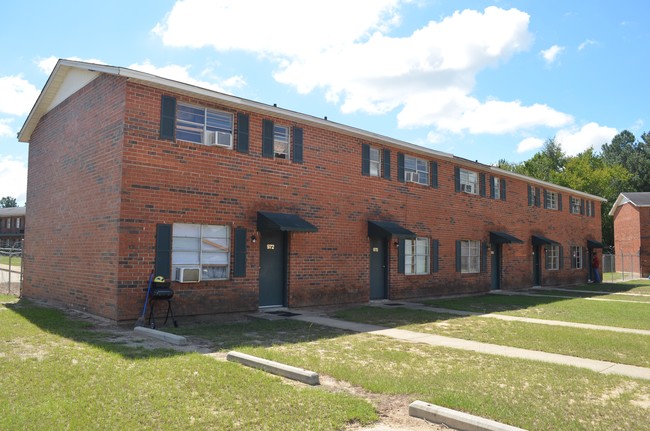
[147,279,178,329]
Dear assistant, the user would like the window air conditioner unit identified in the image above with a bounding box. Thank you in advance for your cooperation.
[204,131,233,147]
[461,184,474,193]
[175,267,200,283]
[405,172,419,183]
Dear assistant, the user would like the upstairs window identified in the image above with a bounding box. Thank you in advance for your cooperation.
[570,197,581,214]
[403,155,429,185]
[176,102,233,148]
[459,169,478,194]
[492,177,500,199]
[274,125,290,159]
[545,191,559,210]
[369,147,381,176]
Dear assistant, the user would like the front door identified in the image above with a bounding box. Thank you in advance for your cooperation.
[259,230,286,307]
[491,245,501,290]
[369,236,388,300]
[532,245,541,286]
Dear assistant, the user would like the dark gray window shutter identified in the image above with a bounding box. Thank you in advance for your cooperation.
[397,239,406,274]
[292,127,303,163]
[535,187,541,207]
[455,240,461,272]
[544,190,549,209]
[155,224,172,280]
[580,198,585,215]
[481,241,488,273]
[591,201,596,217]
[490,176,496,199]
[361,144,370,176]
[432,239,439,273]
[559,246,564,269]
[160,95,176,140]
[383,149,391,179]
[262,119,274,158]
[479,173,486,197]
[454,167,461,192]
[397,153,405,182]
[430,161,438,188]
[500,179,506,201]
[236,113,249,153]
[558,193,563,211]
[233,228,247,277]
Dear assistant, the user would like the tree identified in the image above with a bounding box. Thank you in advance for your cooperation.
[519,138,566,183]
[0,196,17,208]
[601,130,650,191]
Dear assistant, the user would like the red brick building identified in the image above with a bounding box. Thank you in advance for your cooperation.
[609,192,650,278]
[18,60,605,322]
[0,207,25,248]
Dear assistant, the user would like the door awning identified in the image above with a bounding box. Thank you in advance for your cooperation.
[368,221,416,239]
[490,231,524,244]
[587,239,604,249]
[257,211,318,232]
[532,235,559,246]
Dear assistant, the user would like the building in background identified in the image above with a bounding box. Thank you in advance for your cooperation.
[0,207,25,248]
[609,192,650,278]
[18,59,605,322]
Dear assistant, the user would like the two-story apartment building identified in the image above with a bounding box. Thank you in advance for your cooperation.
[18,60,605,322]
[0,207,25,248]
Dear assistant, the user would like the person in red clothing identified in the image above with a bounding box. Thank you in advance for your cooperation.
[592,253,601,283]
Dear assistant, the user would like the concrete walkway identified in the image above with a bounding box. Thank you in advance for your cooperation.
[290,309,650,381]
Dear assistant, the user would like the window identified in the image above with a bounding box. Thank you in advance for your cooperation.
[404,237,429,275]
[172,223,230,281]
[274,125,290,159]
[570,197,581,214]
[460,240,481,273]
[546,244,559,270]
[545,191,558,210]
[176,102,233,148]
[5,218,10,229]
[586,201,593,217]
[15,218,20,229]
[460,169,478,194]
[492,177,500,199]
[571,246,583,269]
[403,155,429,185]
[369,147,381,176]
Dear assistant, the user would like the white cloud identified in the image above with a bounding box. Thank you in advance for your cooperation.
[541,45,564,64]
[0,75,40,116]
[0,118,14,138]
[37,56,107,75]
[129,61,244,94]
[578,39,596,51]
[0,155,27,205]
[556,122,618,156]
[517,137,545,153]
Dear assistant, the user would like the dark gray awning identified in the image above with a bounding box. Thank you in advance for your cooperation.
[257,211,318,232]
[587,239,604,249]
[490,231,524,244]
[532,235,559,246]
[368,221,416,239]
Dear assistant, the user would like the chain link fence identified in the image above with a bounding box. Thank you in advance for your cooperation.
[0,242,23,296]
[602,252,641,282]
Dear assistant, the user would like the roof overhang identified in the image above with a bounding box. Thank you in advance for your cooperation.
[490,231,524,244]
[587,239,604,249]
[368,221,416,239]
[257,211,317,233]
[532,235,560,246]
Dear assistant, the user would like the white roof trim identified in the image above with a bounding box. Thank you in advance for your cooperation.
[19,59,606,202]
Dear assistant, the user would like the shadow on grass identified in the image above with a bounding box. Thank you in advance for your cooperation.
[2,297,349,360]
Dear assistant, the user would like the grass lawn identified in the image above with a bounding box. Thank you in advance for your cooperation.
[333,306,650,367]
[567,279,650,295]
[528,289,650,302]
[0,297,376,431]
[0,255,21,267]
[422,290,650,330]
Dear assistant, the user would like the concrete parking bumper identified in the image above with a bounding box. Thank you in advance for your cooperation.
[409,401,527,431]
[226,351,320,385]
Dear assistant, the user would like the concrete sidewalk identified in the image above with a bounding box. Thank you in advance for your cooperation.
[290,311,650,381]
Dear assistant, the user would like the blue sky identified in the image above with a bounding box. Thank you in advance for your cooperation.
[1,0,648,206]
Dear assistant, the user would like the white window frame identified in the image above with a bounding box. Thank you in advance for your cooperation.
[460,169,478,194]
[546,244,559,270]
[571,246,583,269]
[369,147,381,177]
[5,218,10,229]
[274,125,290,159]
[172,223,231,281]
[493,177,500,199]
[404,155,429,185]
[460,240,481,273]
[586,201,593,217]
[405,237,430,275]
[15,218,21,229]
[546,191,558,210]
[570,197,581,214]
[176,102,233,148]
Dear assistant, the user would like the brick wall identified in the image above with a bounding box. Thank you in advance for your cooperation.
[24,75,603,321]
[641,208,650,277]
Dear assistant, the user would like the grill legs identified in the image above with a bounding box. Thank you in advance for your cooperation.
[147,298,178,329]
